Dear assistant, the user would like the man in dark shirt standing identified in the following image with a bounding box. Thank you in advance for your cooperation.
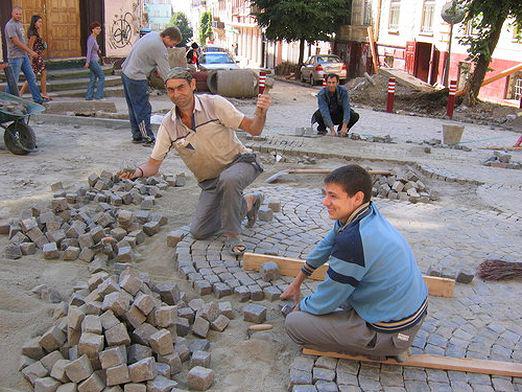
[312,73,359,136]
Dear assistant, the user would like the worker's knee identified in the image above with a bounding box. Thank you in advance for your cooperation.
[189,223,210,240]
[284,311,308,344]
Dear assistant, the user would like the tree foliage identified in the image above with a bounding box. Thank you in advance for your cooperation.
[199,11,213,45]
[251,0,350,66]
[168,12,193,47]
[458,0,522,105]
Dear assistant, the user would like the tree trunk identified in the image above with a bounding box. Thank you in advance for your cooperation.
[296,38,306,79]
[463,14,506,106]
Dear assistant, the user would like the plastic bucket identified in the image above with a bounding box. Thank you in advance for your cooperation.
[442,124,464,145]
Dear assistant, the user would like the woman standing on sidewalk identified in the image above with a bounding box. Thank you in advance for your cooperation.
[84,21,105,100]
[19,15,50,100]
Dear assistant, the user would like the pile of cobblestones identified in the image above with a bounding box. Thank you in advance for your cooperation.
[408,139,473,153]
[1,170,187,265]
[20,267,230,391]
[349,133,394,143]
[372,170,438,204]
[483,151,521,170]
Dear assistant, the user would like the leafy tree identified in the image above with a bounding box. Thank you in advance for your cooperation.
[251,0,349,68]
[459,0,522,105]
[199,11,213,45]
[168,12,193,47]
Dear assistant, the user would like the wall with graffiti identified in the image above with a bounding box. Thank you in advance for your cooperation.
[105,0,145,57]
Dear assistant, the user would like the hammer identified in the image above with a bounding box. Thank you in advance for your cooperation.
[262,76,275,95]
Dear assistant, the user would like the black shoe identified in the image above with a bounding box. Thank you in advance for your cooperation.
[142,137,156,146]
[132,137,144,144]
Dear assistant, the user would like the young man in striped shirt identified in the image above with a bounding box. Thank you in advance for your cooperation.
[281,165,428,360]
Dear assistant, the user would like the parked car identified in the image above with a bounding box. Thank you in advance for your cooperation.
[300,54,347,86]
[198,52,239,71]
[202,45,229,53]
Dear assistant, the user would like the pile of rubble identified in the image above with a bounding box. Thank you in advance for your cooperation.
[372,170,438,204]
[412,138,472,153]
[482,151,521,169]
[348,133,394,143]
[0,97,28,115]
[20,267,234,391]
[1,170,187,264]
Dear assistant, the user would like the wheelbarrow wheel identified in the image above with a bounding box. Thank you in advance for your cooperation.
[4,121,37,155]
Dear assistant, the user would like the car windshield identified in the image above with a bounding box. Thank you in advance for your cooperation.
[200,53,235,64]
[316,56,342,64]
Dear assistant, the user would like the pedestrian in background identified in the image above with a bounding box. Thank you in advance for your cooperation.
[121,26,181,145]
[186,42,200,67]
[84,21,105,101]
[4,6,46,103]
[20,15,50,100]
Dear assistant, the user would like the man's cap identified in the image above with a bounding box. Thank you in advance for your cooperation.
[166,67,193,82]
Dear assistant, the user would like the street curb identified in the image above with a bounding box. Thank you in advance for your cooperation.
[32,113,160,131]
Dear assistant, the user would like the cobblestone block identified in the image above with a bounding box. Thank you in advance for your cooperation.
[198,302,220,323]
[312,367,335,382]
[291,357,315,373]
[65,355,93,383]
[125,305,146,329]
[212,282,233,298]
[82,315,102,334]
[150,329,174,356]
[210,314,230,332]
[156,282,181,305]
[243,303,267,323]
[175,173,186,187]
[193,280,213,296]
[40,325,67,352]
[78,247,95,263]
[127,344,152,365]
[315,381,338,392]
[68,306,85,331]
[119,273,142,296]
[234,286,251,302]
[218,301,234,319]
[56,384,78,392]
[152,306,177,328]
[99,346,127,369]
[132,323,159,346]
[146,375,178,392]
[78,332,104,357]
[258,207,273,222]
[133,293,155,316]
[267,199,281,212]
[50,359,70,383]
[190,350,211,368]
[63,246,81,261]
[117,246,135,263]
[248,285,264,301]
[175,317,191,337]
[166,230,185,248]
[40,350,64,371]
[105,323,131,346]
[289,368,313,387]
[43,242,60,259]
[5,242,22,259]
[78,371,105,392]
[192,316,210,338]
[456,269,474,284]
[142,221,160,236]
[157,353,182,375]
[106,364,131,386]
[129,357,156,383]
[260,262,280,282]
[154,362,170,377]
[102,292,130,317]
[33,376,61,392]
[51,197,69,212]
[100,310,119,331]
[22,361,49,385]
[187,366,214,391]
[263,286,281,301]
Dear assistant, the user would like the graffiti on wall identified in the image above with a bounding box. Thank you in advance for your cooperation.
[106,0,144,57]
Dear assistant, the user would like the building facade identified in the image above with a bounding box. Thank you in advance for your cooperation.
[145,0,172,32]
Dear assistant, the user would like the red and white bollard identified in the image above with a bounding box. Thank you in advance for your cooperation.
[519,94,522,109]
[258,71,266,94]
[515,135,522,148]
[386,77,396,113]
[322,75,327,87]
[447,80,457,118]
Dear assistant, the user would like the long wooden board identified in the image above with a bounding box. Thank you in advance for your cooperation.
[302,348,522,377]
[243,253,455,298]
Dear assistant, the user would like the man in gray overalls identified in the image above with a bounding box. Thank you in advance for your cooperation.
[120,68,271,255]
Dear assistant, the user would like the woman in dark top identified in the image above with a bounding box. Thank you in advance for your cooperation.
[20,15,50,100]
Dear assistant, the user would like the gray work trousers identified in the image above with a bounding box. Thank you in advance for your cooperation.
[190,161,261,239]
[285,309,425,357]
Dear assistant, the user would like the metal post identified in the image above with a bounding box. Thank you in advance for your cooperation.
[386,77,396,113]
[447,80,457,118]
[258,71,266,94]
[442,23,454,87]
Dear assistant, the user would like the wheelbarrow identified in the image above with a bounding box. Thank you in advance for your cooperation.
[0,91,45,155]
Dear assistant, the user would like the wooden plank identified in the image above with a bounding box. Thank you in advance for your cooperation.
[367,26,379,75]
[302,348,522,378]
[242,253,454,298]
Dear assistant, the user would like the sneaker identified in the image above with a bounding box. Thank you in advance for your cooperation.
[142,137,156,145]
[132,137,144,144]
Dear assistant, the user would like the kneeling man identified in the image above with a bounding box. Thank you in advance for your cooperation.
[282,165,427,359]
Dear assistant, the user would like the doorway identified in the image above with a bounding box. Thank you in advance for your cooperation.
[414,42,431,82]
[80,0,105,57]
[10,0,82,58]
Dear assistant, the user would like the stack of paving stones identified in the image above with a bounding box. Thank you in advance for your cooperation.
[371,170,438,204]
[349,133,394,144]
[20,267,230,391]
[412,138,473,152]
[1,170,187,262]
[482,151,522,170]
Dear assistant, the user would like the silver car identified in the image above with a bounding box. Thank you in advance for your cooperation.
[198,52,239,71]
[300,54,347,86]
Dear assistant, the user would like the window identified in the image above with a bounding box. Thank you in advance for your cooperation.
[388,0,400,31]
[351,0,372,26]
[514,77,522,100]
[421,0,435,33]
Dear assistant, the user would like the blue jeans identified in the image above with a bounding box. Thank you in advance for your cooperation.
[121,73,154,140]
[6,55,43,103]
[86,61,105,100]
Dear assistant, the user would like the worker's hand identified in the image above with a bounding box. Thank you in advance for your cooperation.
[256,94,271,114]
[328,127,336,137]
[83,63,90,69]
[281,282,301,305]
[339,124,348,137]
[0,63,7,70]
[29,50,38,59]
[117,168,139,180]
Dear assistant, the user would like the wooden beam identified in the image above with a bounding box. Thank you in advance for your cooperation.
[302,348,522,378]
[243,253,454,298]
[367,26,379,75]
[455,63,522,97]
